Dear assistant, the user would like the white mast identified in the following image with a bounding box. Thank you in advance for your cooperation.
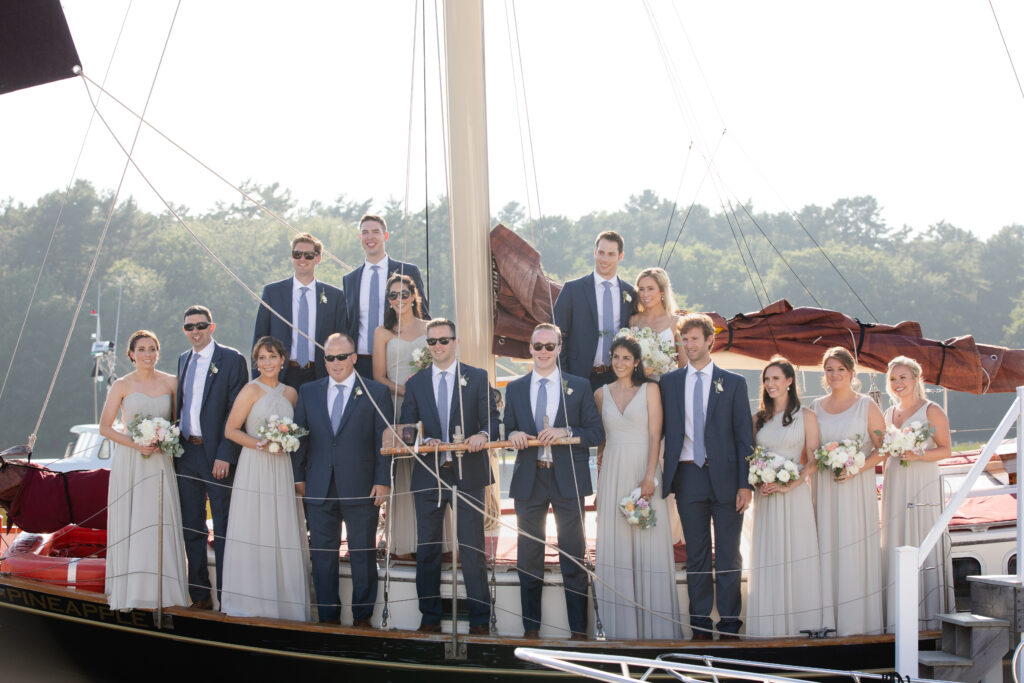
[443,0,494,377]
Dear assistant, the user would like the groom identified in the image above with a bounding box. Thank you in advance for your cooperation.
[176,304,248,609]
[293,333,392,625]
[660,313,753,640]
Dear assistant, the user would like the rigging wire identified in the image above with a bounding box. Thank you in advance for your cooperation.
[988,0,1024,103]
[656,140,694,268]
[509,0,545,221]
[28,2,183,448]
[0,1,135,409]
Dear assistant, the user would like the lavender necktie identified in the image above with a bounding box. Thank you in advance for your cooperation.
[367,265,380,350]
[297,286,310,366]
[437,371,449,441]
[180,353,198,438]
[693,371,706,468]
[601,281,613,365]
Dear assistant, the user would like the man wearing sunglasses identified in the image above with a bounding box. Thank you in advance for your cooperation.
[553,230,637,390]
[292,333,393,626]
[504,323,604,640]
[398,318,499,635]
[252,233,348,389]
[343,214,428,378]
[176,304,248,610]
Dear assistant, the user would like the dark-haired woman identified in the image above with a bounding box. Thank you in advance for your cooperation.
[812,347,885,635]
[747,357,825,636]
[100,330,188,610]
[372,273,435,558]
[593,335,681,639]
[220,336,310,620]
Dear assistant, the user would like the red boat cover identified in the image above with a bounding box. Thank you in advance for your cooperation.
[9,467,109,533]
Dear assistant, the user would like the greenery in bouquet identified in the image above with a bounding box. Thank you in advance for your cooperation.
[126,414,183,458]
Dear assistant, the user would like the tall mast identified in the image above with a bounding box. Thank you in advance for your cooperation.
[444,0,494,377]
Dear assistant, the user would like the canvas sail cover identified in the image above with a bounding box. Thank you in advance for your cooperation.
[0,0,81,96]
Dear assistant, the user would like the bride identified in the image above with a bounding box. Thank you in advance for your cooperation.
[628,267,684,372]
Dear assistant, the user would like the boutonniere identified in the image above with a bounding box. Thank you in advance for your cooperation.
[354,387,363,398]
[459,375,468,388]
[319,291,327,304]
[561,378,573,396]
[622,290,632,304]
[713,378,724,394]
[209,363,219,375]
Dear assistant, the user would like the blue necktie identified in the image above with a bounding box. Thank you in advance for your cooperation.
[437,371,449,442]
[180,353,198,438]
[601,281,613,365]
[297,286,310,366]
[331,383,346,434]
[367,265,381,350]
[693,371,706,467]
[534,378,549,434]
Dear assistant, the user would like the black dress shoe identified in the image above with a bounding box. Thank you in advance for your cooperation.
[418,623,442,633]
[320,618,340,625]
[522,629,540,639]
[353,618,373,628]
[691,630,713,641]
[468,624,490,636]
[718,633,740,641]
[569,632,589,642]
[190,597,213,610]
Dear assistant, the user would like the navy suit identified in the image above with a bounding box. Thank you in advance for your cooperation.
[175,342,248,604]
[552,273,637,389]
[504,372,604,635]
[398,363,499,627]
[252,277,348,387]
[660,364,754,635]
[342,259,428,377]
[293,376,393,623]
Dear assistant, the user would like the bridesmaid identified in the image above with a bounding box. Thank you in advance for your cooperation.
[221,336,310,620]
[881,356,953,632]
[628,267,684,370]
[812,346,885,636]
[747,356,826,637]
[99,330,188,610]
[372,273,431,559]
[594,335,681,639]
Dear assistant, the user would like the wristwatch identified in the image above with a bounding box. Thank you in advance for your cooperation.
[565,427,573,438]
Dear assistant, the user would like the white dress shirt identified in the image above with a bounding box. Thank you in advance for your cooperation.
[530,368,561,463]
[183,341,215,438]
[328,374,356,424]
[291,277,318,363]
[357,256,390,354]
[432,363,457,464]
[592,271,621,367]
[679,361,714,462]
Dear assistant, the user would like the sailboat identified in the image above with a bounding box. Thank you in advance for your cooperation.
[1,2,1022,681]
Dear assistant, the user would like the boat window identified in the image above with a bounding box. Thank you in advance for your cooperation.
[1008,554,1017,576]
[64,441,73,459]
[952,556,982,611]
[98,440,111,460]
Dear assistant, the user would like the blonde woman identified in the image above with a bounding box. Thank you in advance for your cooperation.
[881,356,953,632]
[629,267,684,371]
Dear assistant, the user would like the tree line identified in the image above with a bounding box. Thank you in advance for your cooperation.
[1,181,1021,454]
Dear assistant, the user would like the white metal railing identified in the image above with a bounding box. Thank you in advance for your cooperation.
[895,385,1024,676]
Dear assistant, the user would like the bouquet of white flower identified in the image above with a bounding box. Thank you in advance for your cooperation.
[618,488,657,529]
[814,437,865,480]
[614,326,676,377]
[409,346,432,372]
[746,445,801,490]
[875,420,935,468]
[256,415,309,454]
[126,414,183,458]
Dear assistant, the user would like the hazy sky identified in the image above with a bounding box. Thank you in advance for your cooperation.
[2,1,1023,238]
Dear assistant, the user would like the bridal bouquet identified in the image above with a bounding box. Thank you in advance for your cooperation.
[126,414,183,458]
[814,437,865,480]
[875,421,934,468]
[256,415,309,454]
[409,345,432,372]
[618,488,657,530]
[615,327,676,377]
[746,445,801,489]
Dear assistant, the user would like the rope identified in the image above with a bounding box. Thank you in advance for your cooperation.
[988,0,1024,104]
[28,3,183,450]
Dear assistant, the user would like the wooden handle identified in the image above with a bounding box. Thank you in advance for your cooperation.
[379,436,581,456]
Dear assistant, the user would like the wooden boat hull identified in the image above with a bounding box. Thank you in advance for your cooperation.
[0,575,933,681]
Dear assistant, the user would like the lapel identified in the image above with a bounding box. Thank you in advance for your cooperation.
[583,273,599,329]
[617,277,633,328]
[348,264,364,316]
[281,278,295,326]
[448,369,465,434]
[177,352,190,413]
[704,365,723,425]
[336,380,360,436]
[199,343,221,409]
[316,380,332,434]
[678,366,690,428]
[314,281,326,341]
[552,383,567,429]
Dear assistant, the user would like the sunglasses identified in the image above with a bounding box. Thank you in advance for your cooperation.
[183,322,212,332]
[425,336,455,346]
[532,342,557,352]
[292,250,317,260]
[324,352,354,362]
[387,290,413,301]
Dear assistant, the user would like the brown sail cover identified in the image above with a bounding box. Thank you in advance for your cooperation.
[0,0,82,95]
[490,226,1024,394]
